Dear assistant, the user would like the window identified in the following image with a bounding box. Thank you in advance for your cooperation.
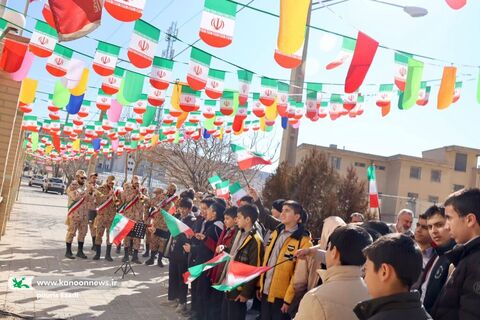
[410,166,421,179]
[331,156,341,170]
[407,192,419,200]
[354,162,366,168]
[428,196,439,204]
[453,184,464,192]
[454,153,467,172]
[377,165,386,171]
[431,170,441,183]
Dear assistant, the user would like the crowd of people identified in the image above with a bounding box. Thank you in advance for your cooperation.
[64,169,480,320]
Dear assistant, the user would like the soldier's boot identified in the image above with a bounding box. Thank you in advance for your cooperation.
[76,242,88,259]
[92,244,101,260]
[65,242,75,259]
[105,245,113,262]
[157,252,164,267]
[131,249,141,264]
[122,247,130,263]
[91,236,96,250]
[142,244,150,257]
[145,250,157,265]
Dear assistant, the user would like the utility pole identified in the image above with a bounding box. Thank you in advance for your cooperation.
[278,4,313,166]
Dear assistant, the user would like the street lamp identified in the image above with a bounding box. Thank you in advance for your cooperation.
[370,0,428,17]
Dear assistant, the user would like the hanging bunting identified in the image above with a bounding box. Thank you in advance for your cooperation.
[29,20,58,58]
[48,0,103,41]
[69,68,89,96]
[326,37,356,70]
[52,80,70,108]
[47,95,60,112]
[132,94,148,114]
[203,100,216,118]
[96,89,112,111]
[18,102,33,113]
[150,57,174,89]
[46,44,72,77]
[19,78,38,105]
[199,0,237,48]
[42,3,56,29]
[252,93,265,118]
[92,41,120,76]
[275,42,304,69]
[104,0,145,22]
[402,58,424,110]
[232,104,248,133]
[318,101,328,119]
[437,66,456,110]
[179,86,201,112]
[66,93,84,115]
[376,84,393,108]
[128,20,160,69]
[345,32,379,93]
[220,90,235,115]
[0,38,28,73]
[260,77,278,106]
[237,69,253,106]
[205,69,226,99]
[122,70,145,103]
[147,86,165,106]
[278,0,310,56]
[77,101,90,118]
[305,83,322,119]
[452,81,462,103]
[142,105,157,127]
[394,52,413,92]
[329,94,343,120]
[187,47,212,91]
[416,82,431,106]
[445,0,467,10]
[61,58,85,89]
[10,51,34,82]
[102,67,124,95]
[276,82,289,117]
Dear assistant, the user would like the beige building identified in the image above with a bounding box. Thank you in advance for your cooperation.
[296,144,480,222]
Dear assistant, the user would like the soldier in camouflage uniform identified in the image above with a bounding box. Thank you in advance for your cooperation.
[92,175,117,261]
[86,173,98,250]
[145,188,169,266]
[65,170,93,259]
[120,179,145,263]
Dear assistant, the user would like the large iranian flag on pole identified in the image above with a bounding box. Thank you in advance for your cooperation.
[128,20,160,69]
[183,252,231,284]
[109,213,136,246]
[187,48,212,91]
[237,69,253,106]
[199,0,237,48]
[150,57,174,90]
[104,0,145,22]
[213,261,271,292]
[29,20,58,58]
[230,182,247,206]
[367,165,379,209]
[160,209,194,238]
[93,41,120,76]
[231,144,272,171]
[46,44,72,77]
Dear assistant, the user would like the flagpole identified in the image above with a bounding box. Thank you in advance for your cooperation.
[23,0,30,16]
[240,170,250,188]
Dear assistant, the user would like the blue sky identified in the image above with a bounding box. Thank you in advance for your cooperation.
[6,0,480,161]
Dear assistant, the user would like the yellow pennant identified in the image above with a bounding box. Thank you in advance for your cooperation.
[19,78,38,104]
[69,68,89,96]
[278,0,310,54]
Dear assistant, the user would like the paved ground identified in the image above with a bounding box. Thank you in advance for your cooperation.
[0,181,182,319]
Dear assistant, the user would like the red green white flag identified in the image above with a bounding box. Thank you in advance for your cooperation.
[215,180,230,199]
[205,69,226,99]
[147,86,165,107]
[394,52,412,92]
[150,57,174,90]
[101,67,124,95]
[416,82,431,106]
[187,48,212,91]
[46,44,73,77]
[160,209,194,237]
[96,89,112,111]
[109,213,136,246]
[274,42,304,69]
[367,165,379,209]
[237,69,253,106]
[29,20,57,58]
[128,20,160,69]
[452,81,462,103]
[376,84,393,108]
[277,82,289,117]
[208,175,222,189]
[231,144,272,170]
[260,77,278,107]
[213,261,271,292]
[93,41,120,76]
[326,37,356,70]
[183,251,231,284]
[104,0,145,22]
[199,0,237,48]
[180,86,201,112]
[230,182,247,206]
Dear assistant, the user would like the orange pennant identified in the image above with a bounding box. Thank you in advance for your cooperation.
[437,66,456,110]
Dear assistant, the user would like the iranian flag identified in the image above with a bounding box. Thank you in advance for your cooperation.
[452,81,462,103]
[394,52,412,92]
[326,37,356,70]
[183,252,231,284]
[148,86,165,107]
[109,213,136,246]
[367,165,379,209]
[213,261,271,292]
[199,0,237,48]
[187,48,212,91]
[230,182,247,206]
[237,69,253,106]
[93,41,120,76]
[104,0,145,22]
[180,85,201,112]
[220,91,234,116]
[96,89,112,111]
[376,84,393,108]
[160,209,194,238]
[416,82,431,106]
[343,92,358,111]
[277,82,289,117]
[128,20,160,69]
[22,115,38,131]
[133,95,148,114]
[215,180,230,199]
[102,67,124,95]
[205,69,226,99]
[305,83,322,119]
[208,175,222,190]
[260,77,278,107]
[252,93,265,118]
[231,144,272,170]
[46,44,73,77]
[29,20,57,58]
[150,57,174,90]
[274,42,304,69]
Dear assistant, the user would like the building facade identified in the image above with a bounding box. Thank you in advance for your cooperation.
[297,144,480,222]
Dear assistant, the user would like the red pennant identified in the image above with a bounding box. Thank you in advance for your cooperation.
[0,39,28,73]
[344,32,379,93]
[52,134,61,151]
[42,3,56,29]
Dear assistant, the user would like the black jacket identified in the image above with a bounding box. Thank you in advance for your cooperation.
[430,236,480,320]
[354,291,432,320]
[422,240,455,313]
[168,213,195,263]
